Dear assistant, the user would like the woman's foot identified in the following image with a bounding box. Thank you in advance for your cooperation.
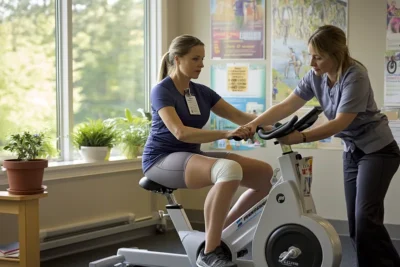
[196,246,237,267]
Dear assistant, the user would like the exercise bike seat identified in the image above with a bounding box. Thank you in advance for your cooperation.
[139,177,177,194]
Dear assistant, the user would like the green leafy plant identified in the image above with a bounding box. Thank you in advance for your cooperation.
[72,119,119,149]
[3,131,58,160]
[104,108,151,159]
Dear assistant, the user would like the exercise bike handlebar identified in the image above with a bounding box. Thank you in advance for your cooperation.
[227,116,297,142]
[228,106,323,142]
[257,106,323,141]
[256,116,298,140]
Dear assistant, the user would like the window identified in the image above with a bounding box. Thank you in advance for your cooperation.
[0,0,57,158]
[0,0,153,162]
[72,0,145,124]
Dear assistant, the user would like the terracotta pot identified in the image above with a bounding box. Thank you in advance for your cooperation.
[3,159,48,194]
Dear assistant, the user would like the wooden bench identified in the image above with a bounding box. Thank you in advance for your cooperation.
[0,191,48,267]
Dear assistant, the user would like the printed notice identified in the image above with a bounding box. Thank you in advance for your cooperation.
[227,66,248,92]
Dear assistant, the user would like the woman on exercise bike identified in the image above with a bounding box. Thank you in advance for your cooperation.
[142,34,273,267]
[246,24,400,267]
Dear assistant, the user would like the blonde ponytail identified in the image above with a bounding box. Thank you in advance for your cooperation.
[158,52,171,82]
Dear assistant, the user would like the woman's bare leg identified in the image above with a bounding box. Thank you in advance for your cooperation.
[223,153,273,228]
[184,154,240,253]
[203,180,240,253]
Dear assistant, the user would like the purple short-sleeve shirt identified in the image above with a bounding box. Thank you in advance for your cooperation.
[294,63,394,153]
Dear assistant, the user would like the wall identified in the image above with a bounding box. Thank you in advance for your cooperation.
[0,0,398,248]
[175,0,400,225]
[0,1,182,244]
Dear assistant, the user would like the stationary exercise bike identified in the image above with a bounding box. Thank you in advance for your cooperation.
[89,106,342,267]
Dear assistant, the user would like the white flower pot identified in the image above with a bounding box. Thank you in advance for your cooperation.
[79,146,109,162]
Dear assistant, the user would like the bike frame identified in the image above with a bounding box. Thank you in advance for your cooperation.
[89,145,319,267]
[166,143,316,256]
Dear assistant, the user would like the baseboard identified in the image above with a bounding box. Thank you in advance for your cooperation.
[41,225,157,262]
[41,209,400,262]
[185,209,400,240]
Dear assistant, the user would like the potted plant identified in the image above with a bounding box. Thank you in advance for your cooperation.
[104,108,151,159]
[72,119,119,162]
[2,131,57,195]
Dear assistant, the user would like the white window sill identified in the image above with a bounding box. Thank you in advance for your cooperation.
[0,157,143,186]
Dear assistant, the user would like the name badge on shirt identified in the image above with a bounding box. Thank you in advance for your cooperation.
[184,88,201,115]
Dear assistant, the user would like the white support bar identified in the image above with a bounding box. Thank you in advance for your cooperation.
[167,208,193,232]
[89,255,126,267]
[115,248,255,267]
[117,248,191,266]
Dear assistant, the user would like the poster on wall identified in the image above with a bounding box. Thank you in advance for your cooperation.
[271,0,348,106]
[384,50,400,106]
[387,0,400,50]
[209,63,266,150]
[210,0,265,59]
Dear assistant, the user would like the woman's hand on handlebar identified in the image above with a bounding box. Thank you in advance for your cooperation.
[277,130,304,145]
[244,123,273,136]
[225,125,253,140]
[243,122,258,136]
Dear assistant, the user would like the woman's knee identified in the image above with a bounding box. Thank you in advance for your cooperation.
[185,156,243,189]
[211,159,243,185]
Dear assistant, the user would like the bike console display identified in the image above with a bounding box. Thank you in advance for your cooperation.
[257,107,323,141]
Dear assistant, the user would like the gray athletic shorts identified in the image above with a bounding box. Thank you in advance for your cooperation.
[144,151,230,189]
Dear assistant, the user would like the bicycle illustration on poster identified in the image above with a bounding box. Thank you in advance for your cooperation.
[385,50,400,107]
[271,0,348,106]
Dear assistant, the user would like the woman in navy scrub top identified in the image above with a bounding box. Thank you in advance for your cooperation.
[142,34,273,267]
[247,25,400,267]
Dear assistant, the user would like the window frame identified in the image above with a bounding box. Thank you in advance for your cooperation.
[0,0,161,182]
[56,0,158,162]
